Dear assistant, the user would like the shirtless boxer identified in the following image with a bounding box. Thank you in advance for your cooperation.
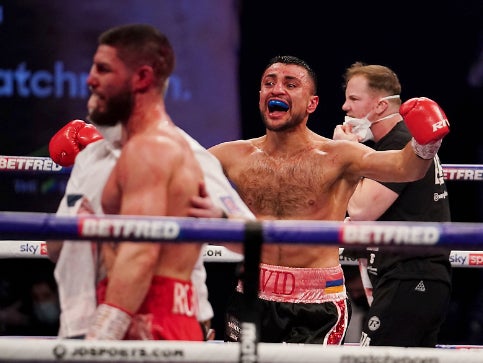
[77,23,208,341]
[48,113,254,340]
[209,55,449,344]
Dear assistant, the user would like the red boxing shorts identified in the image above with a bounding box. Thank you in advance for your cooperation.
[97,276,203,341]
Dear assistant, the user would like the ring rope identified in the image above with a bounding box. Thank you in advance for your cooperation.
[1,155,482,181]
[441,164,483,181]
[1,211,483,249]
[0,338,481,363]
[1,240,481,269]
[0,156,72,175]
[1,157,481,360]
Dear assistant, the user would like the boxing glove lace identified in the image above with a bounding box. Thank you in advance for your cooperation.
[49,119,103,167]
[85,303,132,340]
[400,97,450,159]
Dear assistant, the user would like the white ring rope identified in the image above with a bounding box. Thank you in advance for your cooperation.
[0,338,481,363]
[1,155,482,181]
[1,240,481,269]
[441,164,483,181]
[0,156,71,175]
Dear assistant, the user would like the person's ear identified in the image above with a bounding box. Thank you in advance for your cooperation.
[307,95,319,114]
[133,65,154,92]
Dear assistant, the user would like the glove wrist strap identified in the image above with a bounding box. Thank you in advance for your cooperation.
[411,138,441,160]
[86,303,132,340]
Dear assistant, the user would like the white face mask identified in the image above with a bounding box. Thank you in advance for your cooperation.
[343,114,373,142]
[343,95,400,142]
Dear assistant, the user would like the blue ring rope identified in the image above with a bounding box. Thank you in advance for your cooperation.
[1,211,483,249]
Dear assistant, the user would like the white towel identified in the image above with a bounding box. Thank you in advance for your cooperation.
[54,137,119,337]
[53,124,255,337]
[55,239,97,337]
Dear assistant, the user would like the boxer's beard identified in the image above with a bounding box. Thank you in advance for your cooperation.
[261,111,303,132]
[88,89,134,127]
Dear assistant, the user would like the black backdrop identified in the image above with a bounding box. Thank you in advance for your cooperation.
[238,0,483,224]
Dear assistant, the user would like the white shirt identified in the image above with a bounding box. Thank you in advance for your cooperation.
[54,124,254,337]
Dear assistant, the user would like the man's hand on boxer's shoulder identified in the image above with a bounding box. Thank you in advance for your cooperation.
[333,124,360,142]
[189,181,227,219]
[49,119,103,167]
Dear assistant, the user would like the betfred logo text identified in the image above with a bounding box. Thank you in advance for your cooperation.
[0,156,63,171]
[341,225,440,245]
[443,168,483,181]
[80,217,180,240]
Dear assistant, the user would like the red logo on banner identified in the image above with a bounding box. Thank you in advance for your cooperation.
[40,242,48,255]
[469,254,483,265]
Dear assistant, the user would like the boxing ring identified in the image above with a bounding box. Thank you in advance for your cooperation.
[1,338,483,363]
[1,156,483,363]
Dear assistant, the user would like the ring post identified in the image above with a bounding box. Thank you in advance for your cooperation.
[239,221,263,363]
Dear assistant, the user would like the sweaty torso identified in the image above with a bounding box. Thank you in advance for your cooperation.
[216,135,360,267]
[101,124,204,280]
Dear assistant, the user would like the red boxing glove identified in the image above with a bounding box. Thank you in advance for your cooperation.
[49,120,103,167]
[400,97,450,159]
